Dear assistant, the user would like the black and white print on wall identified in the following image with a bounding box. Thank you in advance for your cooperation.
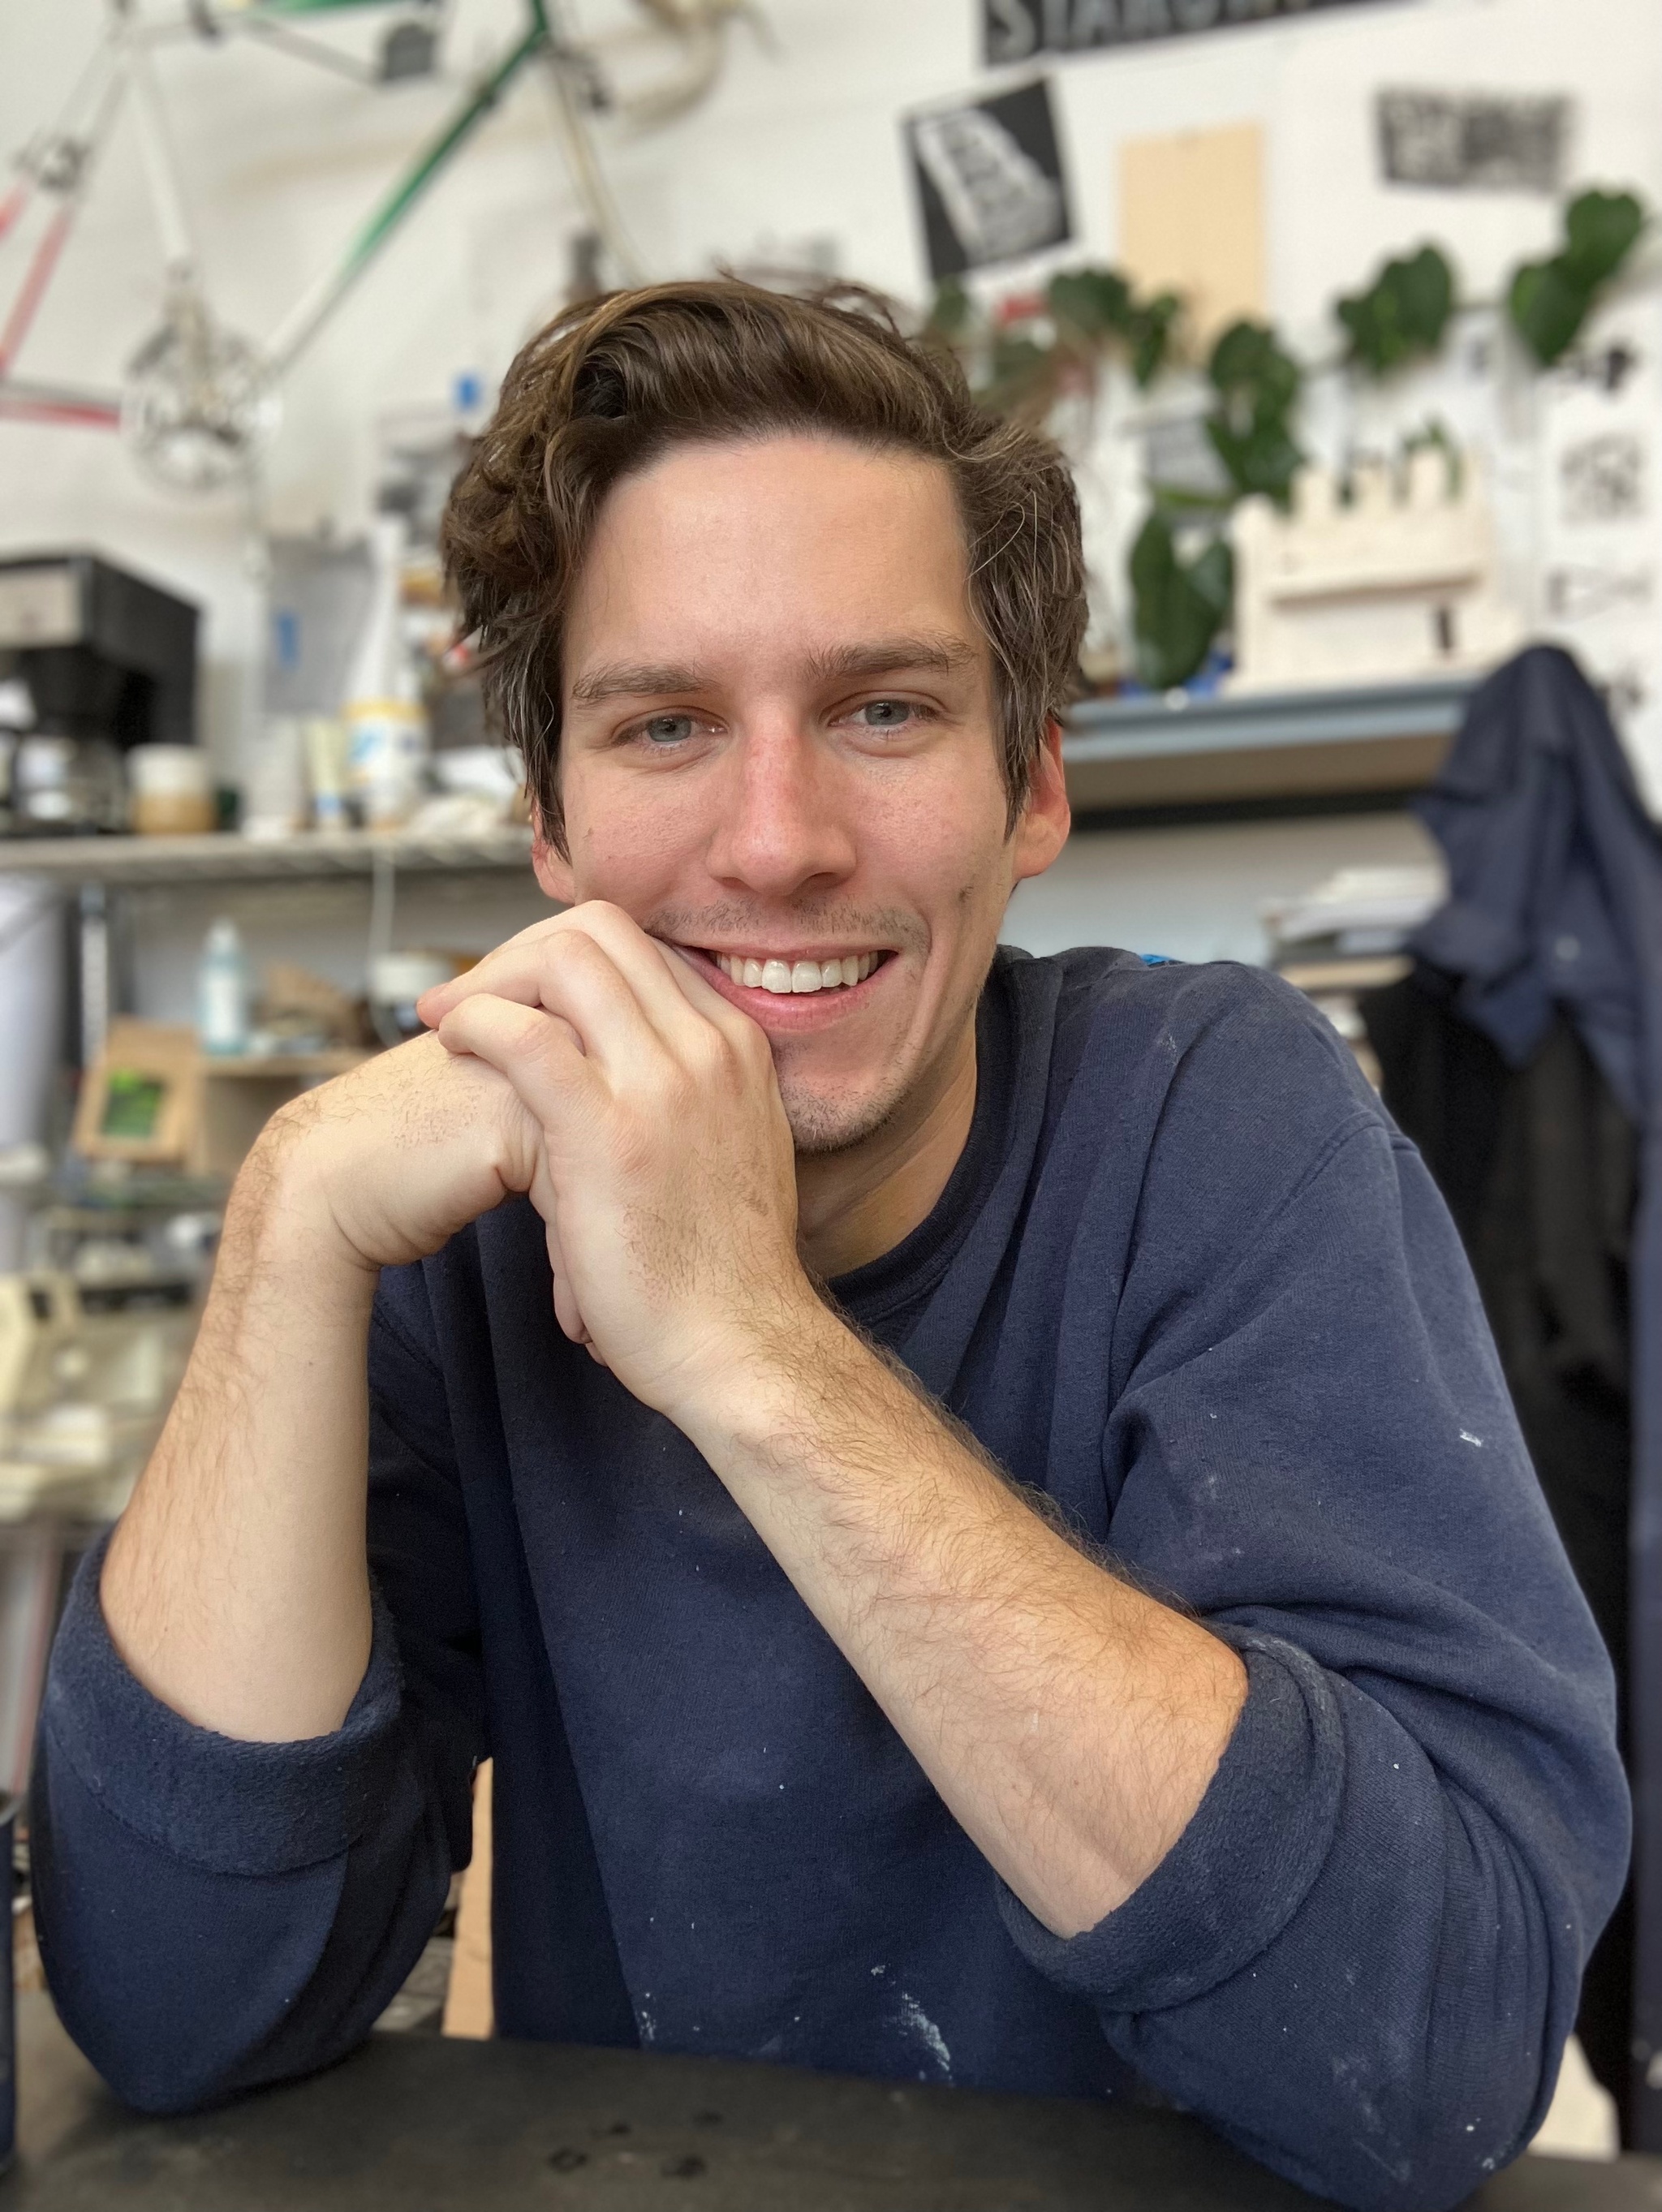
[1560,433,1647,527]
[1376,90,1571,193]
[905,79,1071,279]
[984,0,1386,67]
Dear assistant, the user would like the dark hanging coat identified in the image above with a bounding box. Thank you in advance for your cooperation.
[1370,646,1662,2141]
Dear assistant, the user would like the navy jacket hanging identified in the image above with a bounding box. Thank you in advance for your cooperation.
[1406,643,1662,2141]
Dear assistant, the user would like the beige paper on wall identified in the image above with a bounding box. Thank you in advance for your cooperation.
[1118,123,1266,349]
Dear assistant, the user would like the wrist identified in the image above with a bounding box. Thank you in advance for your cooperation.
[670,1282,873,1461]
[223,1111,382,1312]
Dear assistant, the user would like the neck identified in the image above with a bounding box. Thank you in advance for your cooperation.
[794,1018,979,1283]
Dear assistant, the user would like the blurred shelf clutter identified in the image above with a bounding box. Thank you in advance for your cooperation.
[1266,864,1448,1089]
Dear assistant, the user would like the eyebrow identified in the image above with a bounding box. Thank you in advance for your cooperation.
[566,634,979,708]
[802,634,980,684]
[568,661,705,706]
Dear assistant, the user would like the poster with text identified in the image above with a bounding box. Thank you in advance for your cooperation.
[985,0,1389,67]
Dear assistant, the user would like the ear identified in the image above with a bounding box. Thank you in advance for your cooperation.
[1010,718,1070,884]
[531,807,577,905]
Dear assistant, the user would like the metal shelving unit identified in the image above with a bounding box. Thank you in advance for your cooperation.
[0,680,1480,880]
[0,823,535,887]
[1061,676,1475,820]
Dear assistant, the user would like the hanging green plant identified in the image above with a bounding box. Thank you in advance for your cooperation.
[1335,245,1455,375]
[1509,188,1647,366]
[1129,512,1233,691]
[1204,319,1304,508]
[925,178,1645,696]
[1045,267,1182,389]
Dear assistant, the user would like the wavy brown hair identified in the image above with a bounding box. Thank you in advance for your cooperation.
[441,278,1086,854]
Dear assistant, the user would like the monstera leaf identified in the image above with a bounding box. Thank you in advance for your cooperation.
[1205,320,1304,506]
[1048,267,1133,340]
[1509,190,1647,365]
[1130,512,1234,692]
[1337,246,1455,375]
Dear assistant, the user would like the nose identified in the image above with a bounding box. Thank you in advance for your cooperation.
[704,717,858,901]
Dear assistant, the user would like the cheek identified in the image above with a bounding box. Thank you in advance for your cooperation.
[876,783,1010,933]
[562,765,704,904]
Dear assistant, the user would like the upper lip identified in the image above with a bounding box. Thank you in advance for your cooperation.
[680,943,888,963]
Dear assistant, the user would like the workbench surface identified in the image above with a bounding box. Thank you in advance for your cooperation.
[6,1992,1661,2210]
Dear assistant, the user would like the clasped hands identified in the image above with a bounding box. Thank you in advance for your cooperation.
[412,902,817,1423]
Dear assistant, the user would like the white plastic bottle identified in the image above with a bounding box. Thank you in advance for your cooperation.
[197,917,251,1057]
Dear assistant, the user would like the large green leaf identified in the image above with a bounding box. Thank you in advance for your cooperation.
[1561,190,1646,288]
[1508,192,1647,365]
[1508,259,1590,367]
[1126,292,1182,389]
[1205,319,1303,503]
[1337,246,1455,375]
[1208,320,1300,419]
[1206,415,1303,506]
[1048,267,1133,338]
[1130,513,1233,691]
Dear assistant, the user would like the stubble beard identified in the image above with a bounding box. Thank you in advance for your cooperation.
[776,1057,915,1159]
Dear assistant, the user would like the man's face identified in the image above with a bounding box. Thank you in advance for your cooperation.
[539,433,1069,1155]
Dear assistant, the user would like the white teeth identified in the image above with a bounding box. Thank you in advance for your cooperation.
[714,951,883,993]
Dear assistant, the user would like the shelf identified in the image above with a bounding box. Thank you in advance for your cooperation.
[0,824,535,886]
[0,681,1480,872]
[1061,676,1475,820]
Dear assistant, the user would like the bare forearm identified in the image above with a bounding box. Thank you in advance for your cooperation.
[682,1302,1246,1939]
[101,1124,379,1743]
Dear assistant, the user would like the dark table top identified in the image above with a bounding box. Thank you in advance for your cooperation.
[7,1993,1662,2212]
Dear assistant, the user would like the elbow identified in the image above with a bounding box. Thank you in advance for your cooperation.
[1229,2074,1539,2212]
[40,1953,262,2117]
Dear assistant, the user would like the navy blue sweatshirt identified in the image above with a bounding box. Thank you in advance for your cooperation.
[32,949,1628,2211]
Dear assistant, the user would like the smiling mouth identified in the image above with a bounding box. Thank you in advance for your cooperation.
[693,949,888,996]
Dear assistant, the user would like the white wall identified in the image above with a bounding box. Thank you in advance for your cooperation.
[1003,808,1440,965]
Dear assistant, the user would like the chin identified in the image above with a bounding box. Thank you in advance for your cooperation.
[779,1074,909,1158]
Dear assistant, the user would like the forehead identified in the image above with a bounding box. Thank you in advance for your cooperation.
[563,434,980,677]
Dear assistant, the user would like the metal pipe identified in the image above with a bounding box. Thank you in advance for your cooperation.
[265,9,553,377]
[116,2,201,278]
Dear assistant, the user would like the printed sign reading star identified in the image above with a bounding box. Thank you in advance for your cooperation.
[984,0,1389,67]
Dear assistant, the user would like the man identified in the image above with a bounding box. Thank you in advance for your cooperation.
[33,282,1625,2212]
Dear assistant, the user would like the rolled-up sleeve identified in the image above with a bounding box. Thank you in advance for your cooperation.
[1001,988,1630,2212]
[30,1283,485,2113]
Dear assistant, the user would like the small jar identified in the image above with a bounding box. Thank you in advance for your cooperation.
[128,744,215,836]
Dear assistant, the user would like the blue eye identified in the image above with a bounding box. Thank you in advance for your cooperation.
[640,714,695,745]
[856,699,915,729]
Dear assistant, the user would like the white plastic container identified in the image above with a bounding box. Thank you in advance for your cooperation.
[369,949,455,1041]
[346,698,428,828]
[197,918,252,1056]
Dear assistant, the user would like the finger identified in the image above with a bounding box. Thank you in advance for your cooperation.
[447,930,682,1087]
[433,1001,586,1068]
[652,938,773,1052]
[437,993,603,1130]
[421,902,704,1057]
[416,908,577,1023]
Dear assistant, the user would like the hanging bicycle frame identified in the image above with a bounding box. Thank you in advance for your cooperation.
[0,0,635,432]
